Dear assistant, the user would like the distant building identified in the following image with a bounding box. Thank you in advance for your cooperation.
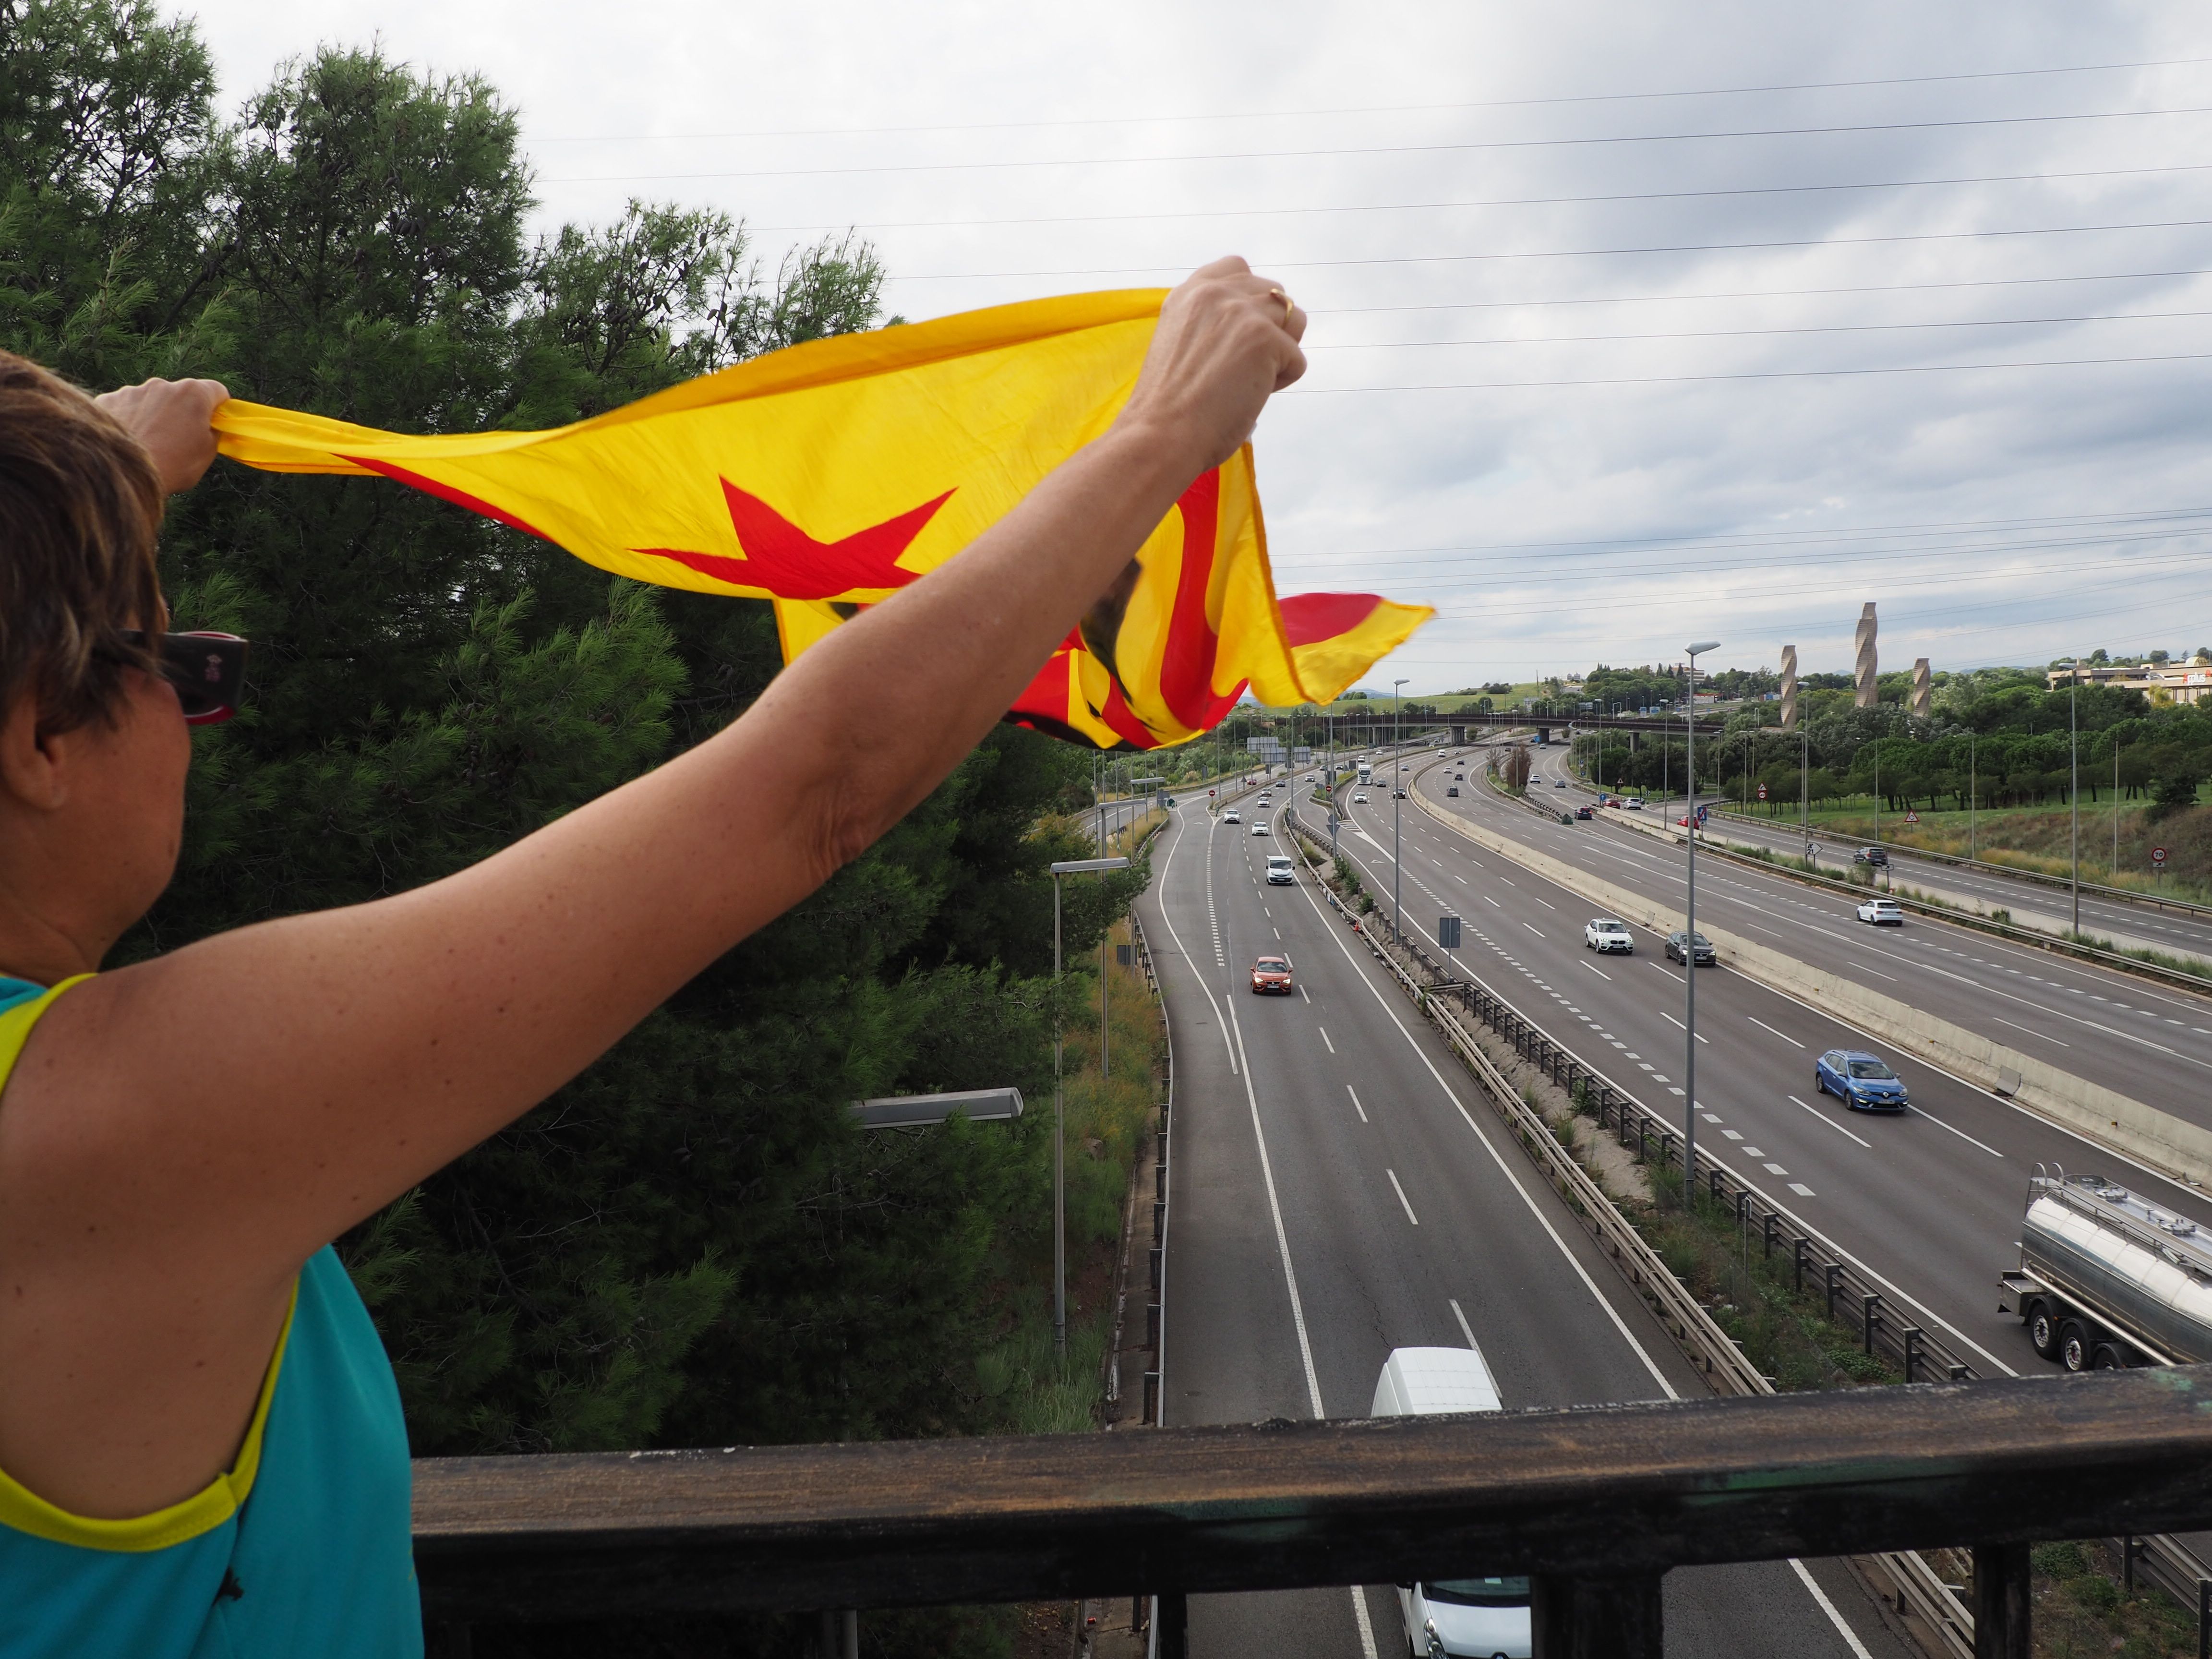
[2046,657,2212,704]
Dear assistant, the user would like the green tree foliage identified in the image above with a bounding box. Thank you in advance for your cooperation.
[4,0,1144,1473]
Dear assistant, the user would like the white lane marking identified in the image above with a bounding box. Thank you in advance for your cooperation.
[1300,985,1311,1004]
[1764,1162,1790,1175]
[1449,1298,1479,1348]
[1348,1084,1369,1123]
[1660,1011,1709,1043]
[1722,1129,1743,1141]
[1286,850,1680,1399]
[1907,1104,2006,1158]
[1580,960,1612,981]
[1485,895,1502,908]
[1844,959,1900,983]
[1789,1182,1817,1197]
[1993,1015,2068,1046]
[1154,806,1236,1072]
[1530,894,1557,911]
[1387,1168,1421,1226]
[1749,1016,1805,1048]
[1788,1094,1874,1148]
[1320,1025,1336,1053]
[1523,922,1546,938]
[1228,988,1327,1415]
[1651,961,1684,982]
[1790,1558,1876,1659]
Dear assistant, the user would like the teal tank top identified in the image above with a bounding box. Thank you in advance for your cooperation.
[0,976,424,1657]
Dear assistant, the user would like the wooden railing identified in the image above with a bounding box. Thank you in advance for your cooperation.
[414,1364,2212,1656]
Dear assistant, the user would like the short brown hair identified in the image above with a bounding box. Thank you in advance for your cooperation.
[0,352,165,735]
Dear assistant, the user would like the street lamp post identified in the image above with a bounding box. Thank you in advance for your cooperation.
[1394,677,1408,937]
[2069,662,2081,935]
[1050,855,1130,1358]
[1682,640,1720,1207]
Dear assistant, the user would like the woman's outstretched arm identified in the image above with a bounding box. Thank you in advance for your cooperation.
[0,259,1303,1515]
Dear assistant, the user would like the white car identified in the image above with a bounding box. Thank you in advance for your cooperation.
[1352,792,1370,804]
[1250,819,1272,836]
[1623,798,1645,811]
[1856,898,1904,926]
[1257,796,1272,808]
[1584,918,1635,954]
[1222,808,1241,823]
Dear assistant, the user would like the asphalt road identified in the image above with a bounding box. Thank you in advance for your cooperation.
[1526,741,2212,964]
[1316,760,2212,1393]
[1139,792,1909,1659]
[1384,748,2212,1134]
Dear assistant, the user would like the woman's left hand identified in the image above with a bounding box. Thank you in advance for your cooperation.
[93,376,231,493]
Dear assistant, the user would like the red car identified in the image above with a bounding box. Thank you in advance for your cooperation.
[1250,955,1294,995]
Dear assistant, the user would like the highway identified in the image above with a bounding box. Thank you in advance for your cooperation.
[1528,739,2212,965]
[1317,758,2212,1394]
[1367,747,2212,1137]
[1138,786,1910,1659]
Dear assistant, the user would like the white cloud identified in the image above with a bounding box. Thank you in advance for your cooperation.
[180,0,2212,686]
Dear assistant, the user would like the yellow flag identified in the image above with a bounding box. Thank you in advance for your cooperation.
[212,289,1430,749]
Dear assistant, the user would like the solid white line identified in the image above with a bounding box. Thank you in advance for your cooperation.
[1387,1168,1420,1226]
[1749,1016,1806,1048]
[1226,1001,1327,1417]
[1153,807,1238,1074]
[1907,1104,2006,1158]
[1449,1298,1479,1348]
[1288,843,1680,1398]
[1320,1025,1336,1053]
[1788,1094,1873,1148]
[1790,1559,1877,1659]
[1348,1084,1369,1122]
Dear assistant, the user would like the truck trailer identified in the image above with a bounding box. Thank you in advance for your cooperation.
[1998,1166,2212,1371]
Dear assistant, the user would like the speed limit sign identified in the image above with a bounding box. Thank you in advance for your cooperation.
[1756,783,1767,800]
[2153,845,2169,868]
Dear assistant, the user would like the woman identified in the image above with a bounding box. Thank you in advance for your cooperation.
[0,259,1305,1656]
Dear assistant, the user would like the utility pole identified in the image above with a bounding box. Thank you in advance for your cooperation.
[1394,676,1408,937]
[1683,640,1719,1209]
[1050,856,1129,1359]
[2070,662,2081,936]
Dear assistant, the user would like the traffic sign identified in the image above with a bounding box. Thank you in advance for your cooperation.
[1439,914,1462,949]
[2153,846,2169,867]
[1756,783,1768,800]
[1905,810,1920,824]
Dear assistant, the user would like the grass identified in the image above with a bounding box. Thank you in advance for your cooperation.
[2019,1539,2204,1659]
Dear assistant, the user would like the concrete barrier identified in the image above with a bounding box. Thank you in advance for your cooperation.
[1411,782,2212,1189]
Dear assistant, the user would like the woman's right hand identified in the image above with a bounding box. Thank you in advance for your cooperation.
[1116,256,1307,475]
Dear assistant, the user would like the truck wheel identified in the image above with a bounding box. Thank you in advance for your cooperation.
[2028,1303,2061,1360]
[2059,1321,2091,1373]
[2092,1343,2127,1370]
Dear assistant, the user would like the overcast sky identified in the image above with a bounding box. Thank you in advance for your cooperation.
[179,0,2212,692]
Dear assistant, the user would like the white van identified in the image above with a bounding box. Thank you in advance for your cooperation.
[1265,854,1296,886]
[1371,1347,1530,1659]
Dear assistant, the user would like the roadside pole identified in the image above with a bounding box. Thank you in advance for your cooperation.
[1682,641,1720,1208]
[1050,855,1130,1359]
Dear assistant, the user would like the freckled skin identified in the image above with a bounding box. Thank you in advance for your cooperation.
[0,262,1307,1519]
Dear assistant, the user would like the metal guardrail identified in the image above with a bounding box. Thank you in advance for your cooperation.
[1703,803,2212,924]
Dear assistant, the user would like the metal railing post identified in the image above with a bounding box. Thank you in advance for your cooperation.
[1864,1293,1882,1358]
[1973,1542,2030,1659]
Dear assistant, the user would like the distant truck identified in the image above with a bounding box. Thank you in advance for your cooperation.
[1357,761,1374,783]
[1999,1167,2212,1371]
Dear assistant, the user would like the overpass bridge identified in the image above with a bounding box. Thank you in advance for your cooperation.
[1300,708,1727,746]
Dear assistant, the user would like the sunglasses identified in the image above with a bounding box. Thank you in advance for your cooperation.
[118,630,251,725]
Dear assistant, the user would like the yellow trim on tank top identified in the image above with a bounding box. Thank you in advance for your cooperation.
[0,974,304,1551]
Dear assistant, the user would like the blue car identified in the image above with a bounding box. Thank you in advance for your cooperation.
[1815,1049,1908,1112]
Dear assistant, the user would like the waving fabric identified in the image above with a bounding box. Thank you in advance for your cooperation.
[210,289,1430,750]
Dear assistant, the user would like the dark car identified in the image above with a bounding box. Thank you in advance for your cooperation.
[1664,929,1717,966]
[1575,805,1595,819]
[1250,955,1294,995]
[1853,846,1890,867]
[1815,1048,1908,1111]
[1446,785,1460,797]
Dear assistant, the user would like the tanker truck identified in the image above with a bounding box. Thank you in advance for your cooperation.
[1998,1166,2212,1372]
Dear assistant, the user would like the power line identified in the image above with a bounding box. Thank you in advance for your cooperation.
[526,56,2212,144]
[1268,504,2212,561]
[887,216,2212,282]
[541,102,2212,185]
[1285,348,2212,393]
[1316,267,2212,315]
[732,162,2212,235]
[1307,306,2212,351]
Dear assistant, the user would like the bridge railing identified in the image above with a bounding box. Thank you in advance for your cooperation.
[413,1364,2212,1657]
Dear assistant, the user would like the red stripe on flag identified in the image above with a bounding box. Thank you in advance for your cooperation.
[1278,592,1383,647]
[342,457,555,541]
